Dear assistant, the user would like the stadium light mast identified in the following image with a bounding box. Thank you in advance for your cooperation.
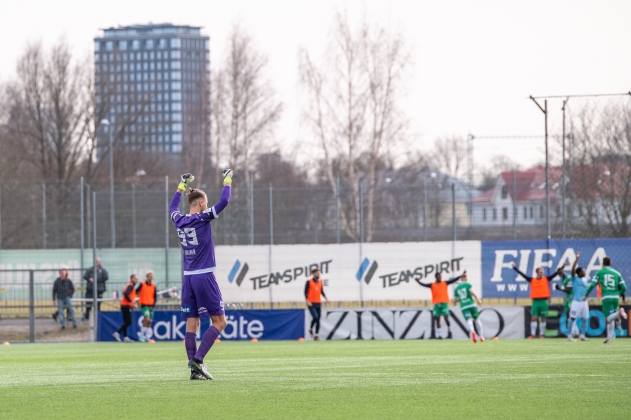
[529,97,551,239]
[101,119,116,248]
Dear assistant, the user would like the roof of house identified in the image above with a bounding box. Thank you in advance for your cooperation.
[473,166,562,203]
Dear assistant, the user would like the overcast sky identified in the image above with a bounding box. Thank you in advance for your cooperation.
[1,0,630,173]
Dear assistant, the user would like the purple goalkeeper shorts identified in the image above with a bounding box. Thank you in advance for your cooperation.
[181,272,225,318]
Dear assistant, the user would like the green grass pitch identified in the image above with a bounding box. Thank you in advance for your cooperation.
[1,339,630,419]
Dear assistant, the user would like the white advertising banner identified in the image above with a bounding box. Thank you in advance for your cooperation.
[309,306,525,340]
[214,241,481,303]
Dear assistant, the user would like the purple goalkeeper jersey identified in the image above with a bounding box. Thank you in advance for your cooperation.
[170,186,231,275]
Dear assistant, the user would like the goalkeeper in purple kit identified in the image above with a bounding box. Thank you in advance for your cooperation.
[170,170,233,380]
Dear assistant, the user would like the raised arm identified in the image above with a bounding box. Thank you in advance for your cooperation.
[446,272,464,285]
[571,253,580,277]
[211,185,231,217]
[415,278,432,288]
[547,269,562,281]
[511,263,533,282]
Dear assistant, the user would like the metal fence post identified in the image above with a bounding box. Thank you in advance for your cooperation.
[29,270,35,343]
[42,184,47,249]
[86,184,91,251]
[561,99,567,239]
[80,178,84,273]
[165,176,169,288]
[359,183,364,307]
[335,177,340,244]
[0,186,3,249]
[451,183,456,242]
[269,185,273,309]
[423,178,428,242]
[92,191,98,342]
[249,174,254,245]
[512,171,517,240]
[132,183,136,248]
[359,183,364,244]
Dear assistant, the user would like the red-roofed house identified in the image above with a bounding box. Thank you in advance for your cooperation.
[472,166,563,226]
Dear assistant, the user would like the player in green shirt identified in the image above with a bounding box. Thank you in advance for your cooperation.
[584,257,628,344]
[454,273,485,343]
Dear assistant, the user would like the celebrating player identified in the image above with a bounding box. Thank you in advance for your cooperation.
[415,271,464,339]
[559,253,590,341]
[583,257,627,344]
[305,268,329,341]
[171,170,232,380]
[136,271,157,343]
[453,272,485,343]
[113,274,139,342]
[555,268,580,338]
[511,263,562,338]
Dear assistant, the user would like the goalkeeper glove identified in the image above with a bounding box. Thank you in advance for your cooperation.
[222,169,233,186]
[178,173,195,191]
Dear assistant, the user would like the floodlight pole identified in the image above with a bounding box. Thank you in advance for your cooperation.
[529,97,551,239]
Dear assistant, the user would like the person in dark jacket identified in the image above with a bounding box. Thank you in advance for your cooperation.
[52,267,77,329]
[82,258,109,320]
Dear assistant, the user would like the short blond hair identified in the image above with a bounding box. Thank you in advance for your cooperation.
[146,270,154,277]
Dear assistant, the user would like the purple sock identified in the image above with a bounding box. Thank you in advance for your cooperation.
[194,326,220,362]
[185,332,197,361]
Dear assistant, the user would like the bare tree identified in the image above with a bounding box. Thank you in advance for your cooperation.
[212,25,282,187]
[567,101,631,237]
[299,12,411,241]
[431,136,468,179]
[6,40,90,184]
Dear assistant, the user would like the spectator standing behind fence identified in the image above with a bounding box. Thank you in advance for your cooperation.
[113,274,139,342]
[52,267,77,330]
[82,257,109,321]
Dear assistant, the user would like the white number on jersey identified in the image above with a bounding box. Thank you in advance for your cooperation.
[457,289,468,300]
[603,274,615,289]
[177,228,199,246]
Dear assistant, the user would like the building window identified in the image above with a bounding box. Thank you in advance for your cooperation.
[171,51,181,59]
[119,40,127,50]
[482,208,487,221]
[530,207,533,219]
[540,206,544,218]
[171,82,181,90]
[172,112,181,121]
[555,205,560,217]
[94,41,100,51]
[146,39,154,49]
[173,133,182,143]
[502,207,508,220]
[132,40,140,50]
[105,41,113,51]
[172,92,181,101]
[501,186,507,199]
[171,71,181,80]
[95,53,100,62]
[493,208,497,220]
[170,38,181,48]
[172,123,182,132]
[523,207,527,220]
[172,61,181,70]
[158,39,167,49]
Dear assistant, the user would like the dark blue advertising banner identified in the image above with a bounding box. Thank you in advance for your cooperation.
[98,309,305,342]
[482,238,631,299]
[525,305,630,338]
